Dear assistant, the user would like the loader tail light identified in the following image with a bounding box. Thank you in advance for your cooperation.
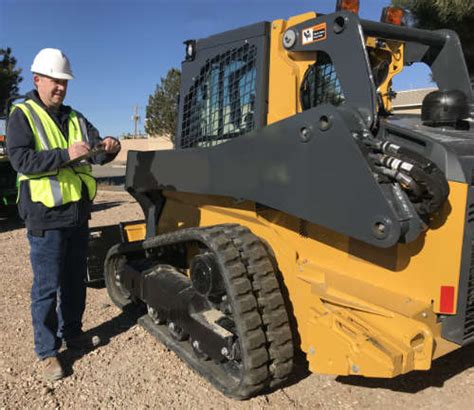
[0,135,5,142]
[336,0,360,14]
[440,286,455,314]
[381,7,405,26]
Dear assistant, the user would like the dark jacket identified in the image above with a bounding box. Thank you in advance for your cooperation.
[6,90,118,230]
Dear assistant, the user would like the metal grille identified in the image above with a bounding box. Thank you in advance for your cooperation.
[465,193,474,342]
[300,52,345,110]
[180,43,258,149]
[441,181,474,345]
[461,190,474,342]
[464,242,474,341]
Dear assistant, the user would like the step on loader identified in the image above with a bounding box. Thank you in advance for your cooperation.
[88,0,474,399]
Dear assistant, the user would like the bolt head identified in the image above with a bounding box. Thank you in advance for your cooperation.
[372,218,391,239]
[283,29,297,49]
[300,127,312,142]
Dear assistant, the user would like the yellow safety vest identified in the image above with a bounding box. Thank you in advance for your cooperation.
[14,99,97,208]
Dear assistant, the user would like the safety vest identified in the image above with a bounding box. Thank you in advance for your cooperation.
[14,99,97,208]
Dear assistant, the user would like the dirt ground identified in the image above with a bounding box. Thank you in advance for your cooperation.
[1,190,473,409]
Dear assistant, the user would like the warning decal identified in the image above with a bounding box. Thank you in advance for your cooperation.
[301,23,327,45]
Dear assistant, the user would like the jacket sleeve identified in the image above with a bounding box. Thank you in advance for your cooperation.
[6,108,70,174]
[80,114,120,165]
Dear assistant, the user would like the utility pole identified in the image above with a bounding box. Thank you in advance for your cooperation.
[132,105,141,138]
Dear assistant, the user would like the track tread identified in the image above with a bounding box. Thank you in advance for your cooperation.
[104,223,293,399]
[222,224,294,390]
[202,226,271,397]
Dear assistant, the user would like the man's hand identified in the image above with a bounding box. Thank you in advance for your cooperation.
[68,142,90,160]
[102,137,121,154]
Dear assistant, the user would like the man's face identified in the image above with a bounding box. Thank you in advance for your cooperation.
[33,74,68,110]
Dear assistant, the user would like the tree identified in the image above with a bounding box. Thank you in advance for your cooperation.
[0,48,23,117]
[392,0,474,81]
[145,68,181,141]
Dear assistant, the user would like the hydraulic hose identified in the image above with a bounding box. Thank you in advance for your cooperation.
[374,165,421,196]
[381,142,450,213]
[366,139,450,216]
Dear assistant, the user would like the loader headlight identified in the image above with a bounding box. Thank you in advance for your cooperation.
[184,40,196,61]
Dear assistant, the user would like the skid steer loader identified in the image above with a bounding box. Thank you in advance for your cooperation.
[88,1,474,399]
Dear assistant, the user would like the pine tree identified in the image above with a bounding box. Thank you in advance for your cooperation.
[392,0,474,81]
[0,48,23,116]
[145,68,181,141]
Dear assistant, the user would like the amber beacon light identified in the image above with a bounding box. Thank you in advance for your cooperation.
[336,0,360,14]
[381,6,405,25]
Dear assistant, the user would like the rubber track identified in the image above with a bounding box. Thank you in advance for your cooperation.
[222,224,294,388]
[105,225,276,399]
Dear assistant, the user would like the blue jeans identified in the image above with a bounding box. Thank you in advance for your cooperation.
[28,225,89,359]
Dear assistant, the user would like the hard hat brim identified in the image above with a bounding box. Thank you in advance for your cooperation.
[52,72,74,80]
[32,70,74,80]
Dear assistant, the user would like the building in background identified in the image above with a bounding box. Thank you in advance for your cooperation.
[392,87,437,114]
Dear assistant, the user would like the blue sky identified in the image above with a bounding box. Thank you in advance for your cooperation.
[1,0,432,137]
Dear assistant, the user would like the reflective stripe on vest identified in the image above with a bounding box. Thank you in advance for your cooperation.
[14,100,97,207]
[22,101,51,150]
[78,117,89,143]
[48,177,60,207]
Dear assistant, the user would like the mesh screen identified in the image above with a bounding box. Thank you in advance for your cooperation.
[300,52,345,110]
[180,43,258,149]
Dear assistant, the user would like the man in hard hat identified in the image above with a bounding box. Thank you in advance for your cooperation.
[6,48,121,381]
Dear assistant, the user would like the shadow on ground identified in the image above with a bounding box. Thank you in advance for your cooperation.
[96,176,125,188]
[59,305,313,393]
[337,343,474,393]
[91,201,125,213]
[268,351,312,394]
[59,305,144,375]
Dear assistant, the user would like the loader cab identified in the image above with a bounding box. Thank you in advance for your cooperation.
[177,24,268,149]
[175,4,472,150]
[180,41,259,148]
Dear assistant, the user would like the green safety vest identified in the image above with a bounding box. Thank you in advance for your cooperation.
[14,99,97,208]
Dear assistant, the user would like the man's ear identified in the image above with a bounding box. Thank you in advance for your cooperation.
[33,74,40,88]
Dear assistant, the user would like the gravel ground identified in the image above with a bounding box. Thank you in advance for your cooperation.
[1,190,473,409]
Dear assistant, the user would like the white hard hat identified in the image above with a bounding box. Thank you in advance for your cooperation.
[31,48,74,80]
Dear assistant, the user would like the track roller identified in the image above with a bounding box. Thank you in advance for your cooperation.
[104,224,294,399]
